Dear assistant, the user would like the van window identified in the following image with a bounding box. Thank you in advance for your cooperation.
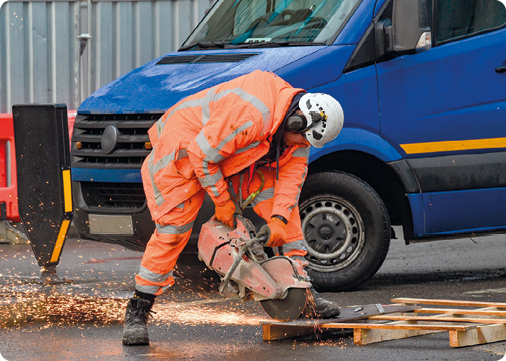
[183,0,362,47]
[436,0,506,43]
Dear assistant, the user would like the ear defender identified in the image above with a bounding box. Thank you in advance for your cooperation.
[285,114,308,133]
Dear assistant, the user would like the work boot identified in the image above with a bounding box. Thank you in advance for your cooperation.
[122,297,153,346]
[303,287,341,318]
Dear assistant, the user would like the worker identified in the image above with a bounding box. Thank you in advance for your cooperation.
[122,70,344,346]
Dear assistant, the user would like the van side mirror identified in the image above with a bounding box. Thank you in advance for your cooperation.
[376,0,431,56]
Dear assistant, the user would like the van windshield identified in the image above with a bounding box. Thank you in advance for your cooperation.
[182,0,361,49]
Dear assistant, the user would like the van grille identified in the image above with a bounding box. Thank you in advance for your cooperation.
[71,113,162,169]
[81,182,146,209]
[156,53,259,65]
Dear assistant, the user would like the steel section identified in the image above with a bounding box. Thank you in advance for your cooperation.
[0,0,215,113]
[0,1,80,113]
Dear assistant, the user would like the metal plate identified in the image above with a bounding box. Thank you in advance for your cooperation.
[260,288,307,322]
[89,215,134,235]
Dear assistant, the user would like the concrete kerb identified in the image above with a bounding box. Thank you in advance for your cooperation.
[0,221,29,245]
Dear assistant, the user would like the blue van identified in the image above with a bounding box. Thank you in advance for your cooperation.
[71,0,506,291]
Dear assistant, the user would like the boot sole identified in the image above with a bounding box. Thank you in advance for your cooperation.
[122,336,149,346]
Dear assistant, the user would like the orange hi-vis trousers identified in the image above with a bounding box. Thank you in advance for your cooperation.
[135,167,307,296]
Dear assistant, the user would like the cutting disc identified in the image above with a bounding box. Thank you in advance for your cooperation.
[260,288,307,322]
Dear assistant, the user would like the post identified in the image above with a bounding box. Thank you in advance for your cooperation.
[12,104,74,281]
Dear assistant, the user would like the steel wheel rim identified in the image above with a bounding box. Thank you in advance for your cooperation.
[300,195,365,272]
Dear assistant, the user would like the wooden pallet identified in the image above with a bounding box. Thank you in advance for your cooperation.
[262,298,506,348]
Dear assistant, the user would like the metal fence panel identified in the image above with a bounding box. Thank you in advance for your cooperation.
[0,0,214,113]
[1,1,80,113]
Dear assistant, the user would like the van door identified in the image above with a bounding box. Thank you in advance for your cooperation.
[377,0,506,236]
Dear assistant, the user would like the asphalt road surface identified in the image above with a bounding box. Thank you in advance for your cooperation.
[1,229,506,361]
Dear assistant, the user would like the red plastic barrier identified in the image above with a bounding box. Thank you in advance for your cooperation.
[0,111,76,222]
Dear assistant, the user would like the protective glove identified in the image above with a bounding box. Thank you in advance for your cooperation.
[214,198,236,228]
[257,217,287,248]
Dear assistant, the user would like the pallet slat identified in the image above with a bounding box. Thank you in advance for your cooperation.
[319,323,472,331]
[262,298,506,348]
[369,315,506,324]
[392,298,506,308]
[415,307,506,317]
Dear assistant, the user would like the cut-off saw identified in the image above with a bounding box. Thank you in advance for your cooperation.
[198,215,311,321]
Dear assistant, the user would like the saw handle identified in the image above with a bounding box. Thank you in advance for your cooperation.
[218,235,267,295]
[219,237,256,294]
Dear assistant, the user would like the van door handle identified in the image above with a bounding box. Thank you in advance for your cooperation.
[496,66,506,73]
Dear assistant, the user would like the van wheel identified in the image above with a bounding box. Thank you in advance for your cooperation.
[299,172,391,292]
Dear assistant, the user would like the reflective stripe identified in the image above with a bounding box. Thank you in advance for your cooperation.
[201,87,218,125]
[160,284,173,293]
[156,87,217,137]
[198,169,223,188]
[292,147,310,158]
[196,121,254,163]
[147,150,164,206]
[195,131,222,197]
[135,284,161,295]
[283,239,306,252]
[148,148,189,207]
[289,166,307,212]
[250,187,274,208]
[138,266,173,283]
[156,221,194,235]
[216,121,254,153]
[196,131,225,163]
[152,148,188,174]
[152,150,176,174]
[212,88,271,126]
[236,141,261,154]
[196,121,254,197]
[175,201,185,210]
[155,116,164,138]
[201,159,221,197]
[157,86,269,135]
[135,282,173,295]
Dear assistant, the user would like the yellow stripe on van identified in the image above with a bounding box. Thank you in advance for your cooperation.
[401,137,506,154]
[62,169,72,213]
[50,219,70,263]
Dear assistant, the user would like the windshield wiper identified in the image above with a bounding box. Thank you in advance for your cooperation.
[230,41,325,48]
[179,42,227,51]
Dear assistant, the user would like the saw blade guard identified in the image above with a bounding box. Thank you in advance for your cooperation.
[197,216,310,301]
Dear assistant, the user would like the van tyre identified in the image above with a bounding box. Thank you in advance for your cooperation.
[299,172,390,292]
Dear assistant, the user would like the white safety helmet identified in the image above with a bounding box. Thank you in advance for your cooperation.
[298,93,344,148]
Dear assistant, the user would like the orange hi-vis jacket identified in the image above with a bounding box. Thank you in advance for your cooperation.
[141,70,308,222]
